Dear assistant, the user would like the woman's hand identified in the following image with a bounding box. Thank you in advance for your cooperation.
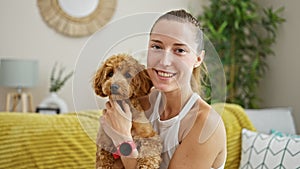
[100,100,133,146]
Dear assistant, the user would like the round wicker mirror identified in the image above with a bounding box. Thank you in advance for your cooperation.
[37,0,117,37]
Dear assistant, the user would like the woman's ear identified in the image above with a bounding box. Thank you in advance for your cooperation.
[194,50,205,68]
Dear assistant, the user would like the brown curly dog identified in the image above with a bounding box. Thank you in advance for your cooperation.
[93,53,162,169]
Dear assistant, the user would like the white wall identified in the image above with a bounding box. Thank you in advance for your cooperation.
[257,0,300,133]
[0,0,299,133]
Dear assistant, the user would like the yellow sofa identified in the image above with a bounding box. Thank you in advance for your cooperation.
[0,104,255,169]
[0,110,101,169]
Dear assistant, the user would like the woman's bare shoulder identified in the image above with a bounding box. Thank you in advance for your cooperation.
[169,99,226,168]
[196,100,225,143]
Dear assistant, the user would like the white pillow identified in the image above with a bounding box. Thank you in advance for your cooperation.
[244,107,296,134]
[240,128,300,169]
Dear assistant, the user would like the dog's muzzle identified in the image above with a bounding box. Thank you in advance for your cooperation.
[111,84,119,94]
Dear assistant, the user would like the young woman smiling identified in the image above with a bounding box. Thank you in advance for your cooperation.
[100,9,227,169]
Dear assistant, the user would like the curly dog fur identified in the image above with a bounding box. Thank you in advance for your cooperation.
[93,53,162,169]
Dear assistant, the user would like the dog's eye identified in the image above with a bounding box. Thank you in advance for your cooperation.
[124,72,132,78]
[108,71,113,77]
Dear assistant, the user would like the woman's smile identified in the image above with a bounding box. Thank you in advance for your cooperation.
[155,69,177,79]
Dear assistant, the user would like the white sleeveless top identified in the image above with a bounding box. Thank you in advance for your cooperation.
[149,92,225,169]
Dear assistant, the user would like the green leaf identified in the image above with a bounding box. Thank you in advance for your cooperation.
[218,21,228,34]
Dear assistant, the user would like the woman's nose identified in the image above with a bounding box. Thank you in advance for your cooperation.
[160,51,172,66]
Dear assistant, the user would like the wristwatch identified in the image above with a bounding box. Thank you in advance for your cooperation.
[113,141,136,159]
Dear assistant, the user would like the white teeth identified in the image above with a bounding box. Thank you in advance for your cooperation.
[157,71,174,77]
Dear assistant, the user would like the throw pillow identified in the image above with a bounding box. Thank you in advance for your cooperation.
[270,129,300,138]
[240,128,300,169]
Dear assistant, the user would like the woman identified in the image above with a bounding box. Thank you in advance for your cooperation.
[100,9,227,169]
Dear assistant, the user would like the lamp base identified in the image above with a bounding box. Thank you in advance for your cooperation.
[6,92,34,112]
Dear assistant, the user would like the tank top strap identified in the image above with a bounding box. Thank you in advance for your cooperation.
[178,93,200,120]
[148,92,201,168]
[149,92,162,122]
[149,92,200,122]
[153,92,162,115]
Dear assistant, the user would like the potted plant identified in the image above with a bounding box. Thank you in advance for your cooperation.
[38,63,73,113]
[198,0,285,108]
[49,62,73,93]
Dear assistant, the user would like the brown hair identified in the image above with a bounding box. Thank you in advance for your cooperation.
[150,9,207,96]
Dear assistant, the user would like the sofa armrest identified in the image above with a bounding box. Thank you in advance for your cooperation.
[244,107,296,134]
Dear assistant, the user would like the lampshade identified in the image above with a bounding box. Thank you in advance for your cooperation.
[0,59,38,88]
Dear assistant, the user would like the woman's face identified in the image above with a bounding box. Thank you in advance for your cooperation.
[147,20,202,92]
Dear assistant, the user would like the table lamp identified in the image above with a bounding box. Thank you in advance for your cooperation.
[0,59,38,112]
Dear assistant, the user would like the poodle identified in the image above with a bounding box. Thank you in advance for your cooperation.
[93,53,162,169]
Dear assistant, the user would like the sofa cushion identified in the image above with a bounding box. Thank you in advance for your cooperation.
[240,128,300,169]
[0,110,101,169]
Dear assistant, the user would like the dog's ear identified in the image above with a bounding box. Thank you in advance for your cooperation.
[132,69,153,97]
[93,65,107,97]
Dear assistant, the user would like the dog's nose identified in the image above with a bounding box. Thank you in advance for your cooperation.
[111,84,119,94]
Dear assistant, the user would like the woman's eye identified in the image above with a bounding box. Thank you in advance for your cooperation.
[124,72,132,78]
[107,71,113,77]
[151,44,162,50]
[175,48,186,54]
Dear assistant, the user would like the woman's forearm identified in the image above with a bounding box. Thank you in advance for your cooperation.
[121,149,138,169]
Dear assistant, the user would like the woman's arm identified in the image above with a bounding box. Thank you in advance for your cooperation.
[100,100,138,169]
[120,150,138,169]
[169,105,227,169]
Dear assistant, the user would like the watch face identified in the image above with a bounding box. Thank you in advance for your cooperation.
[119,142,132,156]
